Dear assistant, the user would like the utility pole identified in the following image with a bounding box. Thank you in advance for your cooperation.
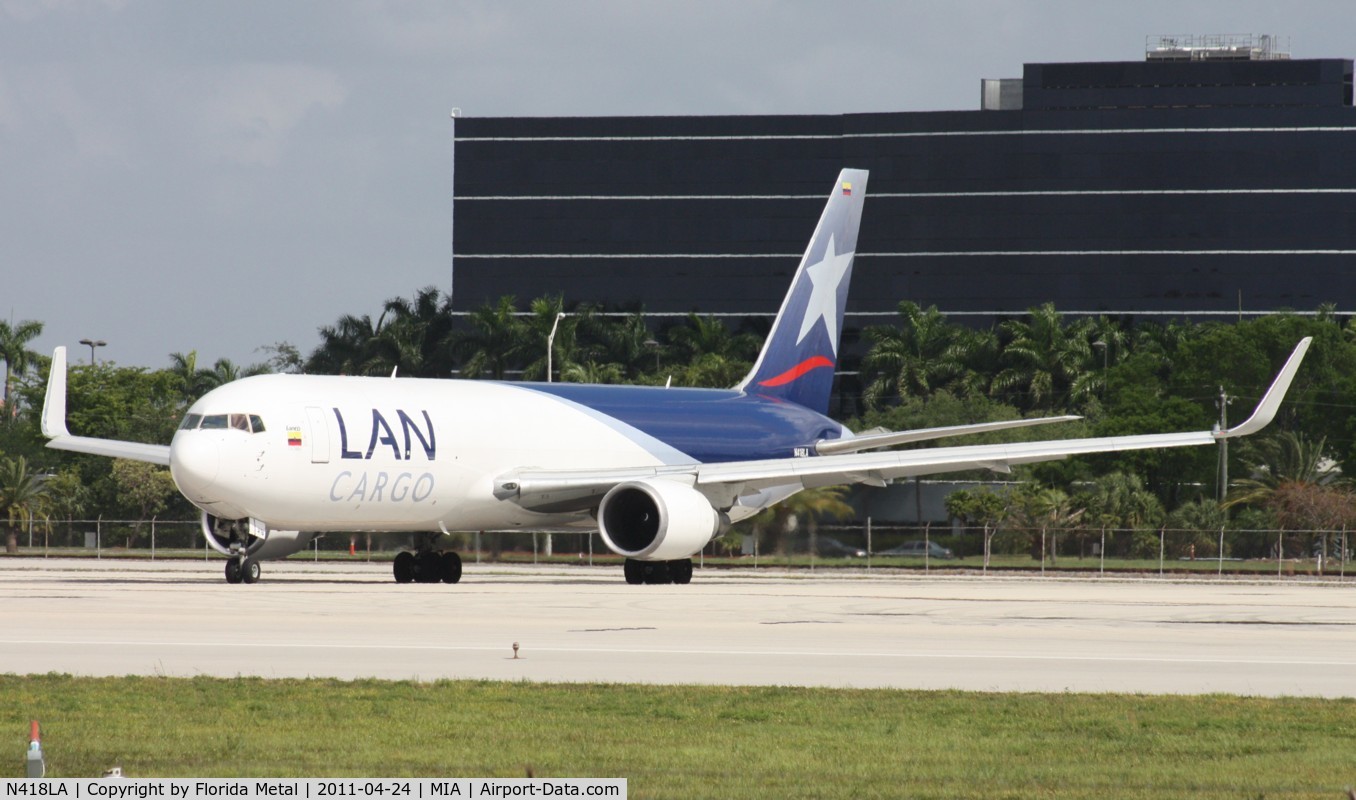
[1216,386,1234,503]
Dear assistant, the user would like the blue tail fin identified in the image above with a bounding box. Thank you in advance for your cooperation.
[736,168,868,413]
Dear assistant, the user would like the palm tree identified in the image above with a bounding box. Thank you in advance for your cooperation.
[519,296,581,382]
[1078,471,1165,530]
[1224,431,1352,561]
[665,313,759,365]
[309,312,384,375]
[860,301,966,408]
[198,358,269,392]
[592,310,656,380]
[1,456,50,553]
[0,318,44,410]
[1133,319,1197,375]
[1020,485,1084,562]
[168,351,209,400]
[1166,497,1229,558]
[991,303,1094,410]
[668,352,751,388]
[657,313,759,387]
[453,296,531,379]
[1077,315,1130,398]
[367,287,458,377]
[1224,431,1334,509]
[562,360,625,384]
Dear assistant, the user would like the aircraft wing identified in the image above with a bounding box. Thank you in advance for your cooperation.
[814,415,1082,455]
[40,347,172,466]
[501,337,1311,512]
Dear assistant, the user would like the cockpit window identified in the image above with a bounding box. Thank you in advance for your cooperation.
[184,413,266,433]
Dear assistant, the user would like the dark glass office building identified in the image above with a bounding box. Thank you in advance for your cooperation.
[451,40,1356,326]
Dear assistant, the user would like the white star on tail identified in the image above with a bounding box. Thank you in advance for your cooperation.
[794,233,855,356]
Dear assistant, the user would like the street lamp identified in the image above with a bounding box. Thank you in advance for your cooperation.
[78,338,106,365]
[1091,339,1110,398]
[645,338,661,372]
[546,312,566,383]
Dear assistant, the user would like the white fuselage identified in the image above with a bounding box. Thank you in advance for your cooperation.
[170,375,695,532]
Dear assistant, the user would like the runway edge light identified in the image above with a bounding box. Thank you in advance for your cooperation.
[26,720,45,778]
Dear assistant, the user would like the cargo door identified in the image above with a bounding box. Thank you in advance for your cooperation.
[305,406,331,464]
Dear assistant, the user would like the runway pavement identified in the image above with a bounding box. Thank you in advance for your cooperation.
[2,557,1353,697]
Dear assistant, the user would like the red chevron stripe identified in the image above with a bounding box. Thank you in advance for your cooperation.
[758,355,835,387]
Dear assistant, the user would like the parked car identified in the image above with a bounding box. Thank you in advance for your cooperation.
[813,536,868,558]
[878,540,956,559]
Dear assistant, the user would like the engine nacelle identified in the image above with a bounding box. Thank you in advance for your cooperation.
[200,513,315,560]
[597,479,725,561]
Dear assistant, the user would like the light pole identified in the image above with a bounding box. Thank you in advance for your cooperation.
[1091,340,1107,395]
[546,312,566,383]
[543,311,566,559]
[645,338,661,372]
[78,338,106,365]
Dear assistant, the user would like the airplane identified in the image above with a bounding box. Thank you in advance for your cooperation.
[40,168,1313,585]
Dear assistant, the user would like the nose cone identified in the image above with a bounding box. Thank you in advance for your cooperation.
[170,431,221,501]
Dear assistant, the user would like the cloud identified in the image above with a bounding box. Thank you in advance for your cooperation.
[0,64,131,164]
[197,63,347,167]
[0,0,128,22]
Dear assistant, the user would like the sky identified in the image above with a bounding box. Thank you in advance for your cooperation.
[3,0,1353,369]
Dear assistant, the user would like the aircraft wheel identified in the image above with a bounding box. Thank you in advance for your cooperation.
[642,561,672,585]
[393,551,415,583]
[416,551,442,583]
[623,559,644,585]
[224,560,243,584]
[441,551,463,584]
[670,558,693,585]
[241,558,261,584]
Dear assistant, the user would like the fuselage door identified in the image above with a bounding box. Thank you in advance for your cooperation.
[305,406,330,464]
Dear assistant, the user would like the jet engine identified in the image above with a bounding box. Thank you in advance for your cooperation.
[597,479,726,561]
[200,513,316,561]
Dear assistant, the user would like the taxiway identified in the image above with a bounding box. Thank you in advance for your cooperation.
[2,558,1353,697]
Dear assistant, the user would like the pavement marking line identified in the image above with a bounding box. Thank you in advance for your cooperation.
[3,639,1353,668]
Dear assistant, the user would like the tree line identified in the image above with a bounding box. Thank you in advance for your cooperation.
[5,290,1356,557]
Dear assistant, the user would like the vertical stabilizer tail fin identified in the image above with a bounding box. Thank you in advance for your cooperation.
[735,168,868,413]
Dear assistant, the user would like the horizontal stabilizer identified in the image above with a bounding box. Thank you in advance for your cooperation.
[815,415,1082,455]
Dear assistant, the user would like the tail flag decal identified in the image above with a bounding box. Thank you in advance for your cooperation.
[737,169,868,413]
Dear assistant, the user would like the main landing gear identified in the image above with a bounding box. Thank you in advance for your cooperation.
[623,557,693,585]
[224,556,261,585]
[393,550,462,584]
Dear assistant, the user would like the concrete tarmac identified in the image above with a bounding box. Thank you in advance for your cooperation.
[2,557,1354,697]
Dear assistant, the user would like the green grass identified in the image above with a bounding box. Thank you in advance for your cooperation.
[3,675,1354,798]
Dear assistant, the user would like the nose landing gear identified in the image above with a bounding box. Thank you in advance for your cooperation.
[224,556,261,584]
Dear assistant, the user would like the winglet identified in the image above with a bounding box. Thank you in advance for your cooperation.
[1214,337,1312,439]
[40,346,70,439]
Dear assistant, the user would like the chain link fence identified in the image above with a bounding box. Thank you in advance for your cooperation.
[6,518,1353,578]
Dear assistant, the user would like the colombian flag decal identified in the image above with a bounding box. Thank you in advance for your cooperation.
[842,182,852,196]
[287,428,303,447]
